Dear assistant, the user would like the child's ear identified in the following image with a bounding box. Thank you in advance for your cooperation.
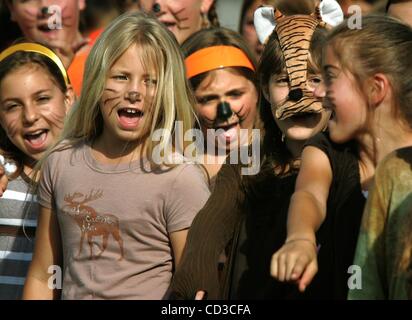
[369,73,390,107]
[6,1,16,22]
[200,0,214,14]
[64,85,76,114]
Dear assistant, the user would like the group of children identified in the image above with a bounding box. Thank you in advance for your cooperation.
[0,0,411,300]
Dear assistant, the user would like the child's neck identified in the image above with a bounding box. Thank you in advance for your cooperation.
[285,138,305,160]
[91,136,144,165]
[356,120,412,190]
[358,121,412,164]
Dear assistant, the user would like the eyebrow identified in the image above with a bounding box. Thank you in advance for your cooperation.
[323,64,340,71]
[195,93,219,100]
[1,89,52,102]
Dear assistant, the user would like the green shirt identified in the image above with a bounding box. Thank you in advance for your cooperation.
[348,147,412,300]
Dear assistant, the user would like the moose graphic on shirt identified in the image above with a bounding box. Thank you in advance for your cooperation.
[63,189,124,260]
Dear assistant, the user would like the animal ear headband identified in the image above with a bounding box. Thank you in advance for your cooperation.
[254,0,343,120]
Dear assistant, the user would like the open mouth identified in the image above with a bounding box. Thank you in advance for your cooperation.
[117,107,144,128]
[24,129,48,148]
[215,122,238,131]
[160,20,177,31]
[37,23,58,33]
[289,112,319,121]
[38,24,51,32]
[214,122,239,142]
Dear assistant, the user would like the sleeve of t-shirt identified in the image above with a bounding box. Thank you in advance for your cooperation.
[37,151,58,210]
[164,164,210,233]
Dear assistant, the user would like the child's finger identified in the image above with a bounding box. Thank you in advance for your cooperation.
[298,260,318,292]
[277,253,287,282]
[285,255,298,281]
[290,256,308,281]
[194,290,206,300]
[270,253,279,278]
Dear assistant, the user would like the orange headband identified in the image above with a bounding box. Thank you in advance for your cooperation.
[0,43,69,87]
[185,45,255,79]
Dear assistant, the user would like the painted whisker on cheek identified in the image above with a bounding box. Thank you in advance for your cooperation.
[23,11,38,27]
[174,7,190,31]
[5,119,19,138]
[102,88,121,105]
[235,105,248,122]
[47,111,66,129]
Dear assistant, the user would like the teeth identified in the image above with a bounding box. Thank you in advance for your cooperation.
[126,108,137,114]
[26,129,46,137]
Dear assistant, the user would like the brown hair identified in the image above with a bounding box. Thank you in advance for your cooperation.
[0,50,68,177]
[327,15,412,129]
[182,27,258,93]
[207,1,220,28]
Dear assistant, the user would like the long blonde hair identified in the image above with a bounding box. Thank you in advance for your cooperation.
[56,11,197,165]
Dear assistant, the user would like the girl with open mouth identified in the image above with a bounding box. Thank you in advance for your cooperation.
[182,27,259,190]
[0,42,74,299]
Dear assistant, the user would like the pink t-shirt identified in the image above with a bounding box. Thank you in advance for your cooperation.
[38,142,210,299]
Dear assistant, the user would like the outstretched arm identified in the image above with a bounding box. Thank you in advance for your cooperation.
[271,146,332,292]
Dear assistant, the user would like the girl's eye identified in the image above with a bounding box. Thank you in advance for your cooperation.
[323,72,335,85]
[196,96,215,105]
[228,90,243,98]
[144,78,157,86]
[37,96,51,103]
[113,75,128,80]
[307,76,323,88]
[275,77,289,85]
[4,104,19,111]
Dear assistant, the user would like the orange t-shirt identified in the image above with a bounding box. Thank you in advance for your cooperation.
[67,29,102,97]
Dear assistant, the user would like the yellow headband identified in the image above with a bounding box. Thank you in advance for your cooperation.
[185,45,255,79]
[0,43,69,87]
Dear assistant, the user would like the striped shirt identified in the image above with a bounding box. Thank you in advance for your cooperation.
[0,174,38,300]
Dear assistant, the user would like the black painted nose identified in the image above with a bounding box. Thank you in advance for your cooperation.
[289,88,303,102]
[217,101,233,121]
[152,3,161,13]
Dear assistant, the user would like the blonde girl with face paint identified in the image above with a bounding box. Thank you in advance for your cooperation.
[23,12,210,300]
[0,42,74,299]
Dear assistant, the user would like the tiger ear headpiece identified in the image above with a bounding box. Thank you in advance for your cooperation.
[254,0,343,120]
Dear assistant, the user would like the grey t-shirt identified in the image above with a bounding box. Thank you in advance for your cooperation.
[38,142,210,299]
